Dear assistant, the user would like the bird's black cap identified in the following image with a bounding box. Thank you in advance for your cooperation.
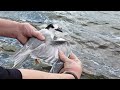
[46,24,63,32]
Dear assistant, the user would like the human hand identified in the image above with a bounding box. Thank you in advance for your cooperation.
[59,51,82,79]
[17,23,45,45]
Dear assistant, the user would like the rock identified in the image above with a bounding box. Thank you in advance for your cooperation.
[47,11,120,79]
[0,11,49,23]
[70,27,120,79]
[1,11,120,79]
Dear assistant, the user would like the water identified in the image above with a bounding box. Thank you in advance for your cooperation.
[0,11,120,79]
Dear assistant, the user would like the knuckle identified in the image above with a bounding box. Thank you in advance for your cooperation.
[24,22,30,26]
[61,56,68,62]
[35,31,40,36]
[38,32,43,36]
[21,23,31,30]
[60,56,65,61]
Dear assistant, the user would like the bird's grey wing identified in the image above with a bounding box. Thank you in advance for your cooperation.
[49,41,72,73]
[11,37,44,68]
[49,59,63,73]
[31,44,63,73]
[31,40,72,73]
[30,43,55,65]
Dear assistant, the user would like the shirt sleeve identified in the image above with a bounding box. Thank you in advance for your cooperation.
[0,66,22,79]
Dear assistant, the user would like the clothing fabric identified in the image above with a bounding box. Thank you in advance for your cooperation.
[0,66,22,79]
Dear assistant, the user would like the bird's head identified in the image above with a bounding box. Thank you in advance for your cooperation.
[45,24,63,32]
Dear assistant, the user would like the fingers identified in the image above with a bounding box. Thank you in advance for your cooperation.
[28,24,45,40]
[32,31,45,41]
[17,34,28,45]
[22,23,45,41]
[59,50,69,62]
[69,52,78,60]
[59,51,79,62]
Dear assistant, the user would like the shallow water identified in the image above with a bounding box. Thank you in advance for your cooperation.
[0,11,120,78]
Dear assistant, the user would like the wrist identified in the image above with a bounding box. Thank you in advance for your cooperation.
[15,22,24,39]
[61,73,75,79]
[63,71,79,79]
[0,19,22,38]
[17,22,23,31]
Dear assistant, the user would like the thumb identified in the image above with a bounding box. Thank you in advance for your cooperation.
[17,34,28,45]
[69,52,78,60]
[59,50,69,62]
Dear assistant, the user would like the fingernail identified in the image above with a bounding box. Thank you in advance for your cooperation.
[41,35,45,40]
[59,50,63,54]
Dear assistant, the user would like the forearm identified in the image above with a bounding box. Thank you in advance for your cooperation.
[19,69,75,79]
[0,18,21,38]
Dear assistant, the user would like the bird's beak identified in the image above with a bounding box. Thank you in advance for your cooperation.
[55,28,63,32]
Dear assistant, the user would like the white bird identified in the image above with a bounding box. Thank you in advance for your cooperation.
[11,24,72,73]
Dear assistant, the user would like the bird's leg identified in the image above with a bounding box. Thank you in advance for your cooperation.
[35,58,41,65]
